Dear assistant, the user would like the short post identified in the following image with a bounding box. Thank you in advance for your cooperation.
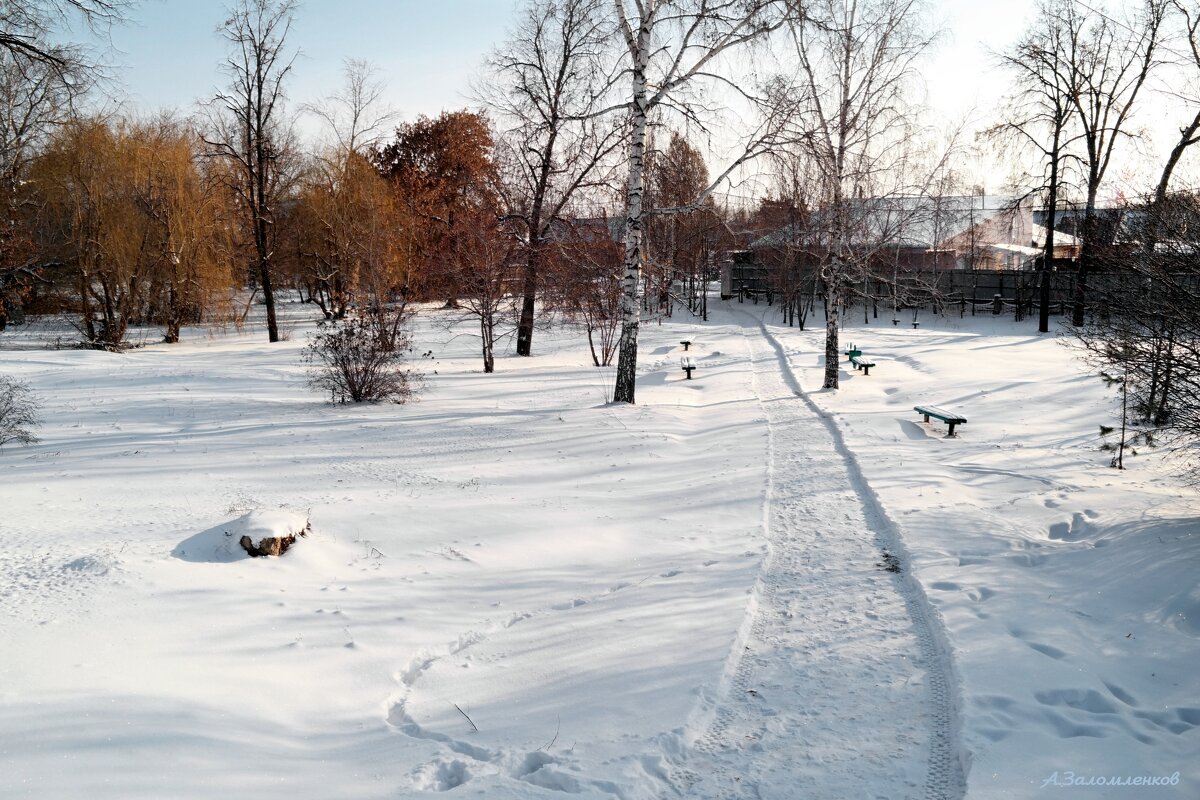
[992,293,1003,315]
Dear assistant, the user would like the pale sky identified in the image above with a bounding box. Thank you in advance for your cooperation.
[100,0,520,124]
[100,1,1032,123]
[90,0,1192,198]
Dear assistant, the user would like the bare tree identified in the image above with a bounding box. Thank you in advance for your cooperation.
[992,3,1079,334]
[608,0,792,404]
[205,0,299,343]
[1058,0,1166,326]
[304,58,394,155]
[453,211,517,374]
[781,0,939,388]
[0,53,71,328]
[553,219,624,365]
[645,131,717,317]
[482,0,624,358]
[756,155,821,329]
[1068,235,1200,477]
[1150,1,1200,228]
[296,60,410,345]
[0,0,129,78]
[0,374,39,448]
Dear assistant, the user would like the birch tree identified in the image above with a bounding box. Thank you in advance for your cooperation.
[609,0,792,404]
[782,0,938,388]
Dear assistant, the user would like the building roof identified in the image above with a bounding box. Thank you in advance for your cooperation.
[750,195,1018,251]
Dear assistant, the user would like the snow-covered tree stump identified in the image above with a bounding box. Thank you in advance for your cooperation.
[235,510,310,558]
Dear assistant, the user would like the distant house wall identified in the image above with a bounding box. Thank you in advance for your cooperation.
[720,251,765,298]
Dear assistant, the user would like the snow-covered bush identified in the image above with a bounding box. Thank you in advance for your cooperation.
[302,312,417,404]
[0,375,40,448]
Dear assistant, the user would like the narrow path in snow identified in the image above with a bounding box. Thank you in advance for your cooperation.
[673,314,964,799]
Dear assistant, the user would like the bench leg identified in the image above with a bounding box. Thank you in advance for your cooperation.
[862,365,870,376]
[684,368,694,379]
[947,422,957,437]
[923,414,930,423]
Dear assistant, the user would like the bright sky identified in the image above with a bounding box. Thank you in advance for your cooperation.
[102,0,519,123]
[92,0,1191,196]
[101,1,1032,121]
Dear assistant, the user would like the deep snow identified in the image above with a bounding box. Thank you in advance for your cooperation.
[0,296,1196,799]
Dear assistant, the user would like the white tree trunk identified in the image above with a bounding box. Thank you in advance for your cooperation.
[611,10,652,404]
[823,277,841,389]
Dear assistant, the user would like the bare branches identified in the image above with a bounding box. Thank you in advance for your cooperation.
[0,0,129,75]
[205,0,300,344]
[482,0,627,356]
[1155,0,1200,202]
[453,703,479,733]
[304,59,394,156]
[609,0,794,403]
[769,0,940,386]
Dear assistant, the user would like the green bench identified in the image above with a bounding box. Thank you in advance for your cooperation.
[844,343,877,376]
[914,405,967,437]
[681,356,697,379]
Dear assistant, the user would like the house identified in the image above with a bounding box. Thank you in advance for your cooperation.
[942,199,1080,270]
[741,195,1005,284]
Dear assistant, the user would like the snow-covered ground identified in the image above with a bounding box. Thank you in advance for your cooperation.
[0,297,1196,799]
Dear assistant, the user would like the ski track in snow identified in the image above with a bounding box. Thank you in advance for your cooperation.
[671,314,966,799]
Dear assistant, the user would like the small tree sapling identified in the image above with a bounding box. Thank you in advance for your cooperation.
[0,375,39,448]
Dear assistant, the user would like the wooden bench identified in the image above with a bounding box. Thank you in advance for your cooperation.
[850,353,876,375]
[844,343,877,376]
[681,356,697,379]
[914,405,967,437]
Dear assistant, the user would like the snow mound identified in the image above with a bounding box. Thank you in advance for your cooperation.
[171,510,310,563]
[63,555,114,576]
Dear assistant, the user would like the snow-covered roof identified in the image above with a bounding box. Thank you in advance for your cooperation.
[1031,224,1079,248]
[751,195,1018,250]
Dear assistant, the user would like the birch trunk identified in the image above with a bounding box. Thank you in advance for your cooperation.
[611,14,650,405]
[823,275,841,388]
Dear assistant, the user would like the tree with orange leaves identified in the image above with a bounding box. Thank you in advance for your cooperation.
[375,110,499,304]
